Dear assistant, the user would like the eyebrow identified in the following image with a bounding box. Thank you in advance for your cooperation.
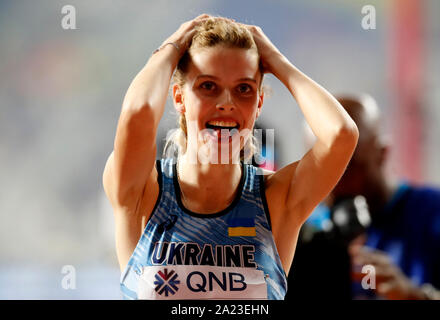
[195,74,257,83]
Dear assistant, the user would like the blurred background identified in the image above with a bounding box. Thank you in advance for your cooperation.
[0,0,438,299]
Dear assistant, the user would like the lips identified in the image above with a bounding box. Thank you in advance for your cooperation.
[204,118,240,141]
[205,119,240,131]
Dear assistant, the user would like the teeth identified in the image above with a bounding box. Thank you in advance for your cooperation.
[207,120,238,127]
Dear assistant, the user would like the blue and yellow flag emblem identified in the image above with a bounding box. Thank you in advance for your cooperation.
[228,218,256,237]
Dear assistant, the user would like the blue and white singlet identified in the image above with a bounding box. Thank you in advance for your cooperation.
[120,158,288,300]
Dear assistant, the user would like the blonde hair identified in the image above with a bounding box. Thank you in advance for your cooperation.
[163,17,263,162]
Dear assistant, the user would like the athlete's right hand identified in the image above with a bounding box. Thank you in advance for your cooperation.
[160,14,236,57]
[159,14,211,57]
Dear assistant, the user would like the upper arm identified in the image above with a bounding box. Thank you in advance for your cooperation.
[103,106,158,210]
[283,127,358,224]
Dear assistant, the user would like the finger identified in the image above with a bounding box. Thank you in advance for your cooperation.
[365,252,392,267]
[191,16,212,27]
[348,243,363,257]
[376,280,397,297]
[351,261,395,283]
[350,247,391,267]
[352,255,391,270]
[185,15,210,27]
[194,13,211,20]
[373,265,395,282]
[351,268,394,289]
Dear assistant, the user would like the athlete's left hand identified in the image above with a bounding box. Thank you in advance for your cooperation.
[241,24,283,75]
[349,244,425,300]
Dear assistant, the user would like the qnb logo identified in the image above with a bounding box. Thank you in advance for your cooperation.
[154,268,180,296]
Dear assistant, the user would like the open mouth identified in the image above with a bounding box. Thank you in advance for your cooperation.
[205,120,240,131]
[204,120,240,142]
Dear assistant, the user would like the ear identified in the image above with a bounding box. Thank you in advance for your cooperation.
[256,91,264,119]
[172,84,185,114]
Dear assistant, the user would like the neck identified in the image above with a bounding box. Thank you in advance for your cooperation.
[177,153,243,213]
[364,173,398,220]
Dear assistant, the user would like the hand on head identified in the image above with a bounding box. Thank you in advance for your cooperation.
[165,15,281,76]
[163,14,238,56]
[237,23,282,74]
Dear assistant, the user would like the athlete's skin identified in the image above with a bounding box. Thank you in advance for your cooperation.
[103,15,359,276]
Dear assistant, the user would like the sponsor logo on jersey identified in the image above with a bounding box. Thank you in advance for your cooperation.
[153,268,180,296]
[138,265,267,299]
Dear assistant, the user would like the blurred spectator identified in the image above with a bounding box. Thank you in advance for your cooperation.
[287,94,440,300]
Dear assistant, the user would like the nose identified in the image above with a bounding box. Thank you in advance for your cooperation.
[216,90,235,112]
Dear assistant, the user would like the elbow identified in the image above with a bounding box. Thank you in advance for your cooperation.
[333,122,359,153]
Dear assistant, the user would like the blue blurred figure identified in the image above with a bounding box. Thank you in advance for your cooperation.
[288,94,440,300]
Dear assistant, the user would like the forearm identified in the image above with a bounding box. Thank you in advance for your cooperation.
[122,45,180,127]
[270,53,358,147]
[414,283,440,300]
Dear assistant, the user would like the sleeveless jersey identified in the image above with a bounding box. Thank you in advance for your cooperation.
[120,158,287,300]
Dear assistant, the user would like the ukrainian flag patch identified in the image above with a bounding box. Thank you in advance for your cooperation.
[228,218,256,237]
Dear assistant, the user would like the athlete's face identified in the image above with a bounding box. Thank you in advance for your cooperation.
[173,46,263,161]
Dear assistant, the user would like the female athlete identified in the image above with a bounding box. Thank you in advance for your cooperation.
[103,14,359,300]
